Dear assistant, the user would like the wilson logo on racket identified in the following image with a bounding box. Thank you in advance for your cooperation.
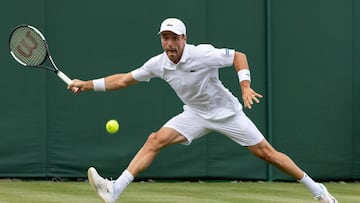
[16,31,38,58]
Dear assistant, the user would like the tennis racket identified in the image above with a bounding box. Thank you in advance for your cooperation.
[9,24,74,86]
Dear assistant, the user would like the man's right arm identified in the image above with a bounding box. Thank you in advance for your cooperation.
[68,72,139,93]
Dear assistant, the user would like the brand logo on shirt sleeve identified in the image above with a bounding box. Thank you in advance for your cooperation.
[225,48,230,56]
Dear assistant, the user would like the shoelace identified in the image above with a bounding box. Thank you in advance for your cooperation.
[97,178,111,191]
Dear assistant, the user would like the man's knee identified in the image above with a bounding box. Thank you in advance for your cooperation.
[143,128,186,152]
[248,142,279,164]
[145,132,167,151]
[260,151,278,164]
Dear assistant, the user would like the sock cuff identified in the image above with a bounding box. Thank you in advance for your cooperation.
[297,172,307,182]
[122,170,134,183]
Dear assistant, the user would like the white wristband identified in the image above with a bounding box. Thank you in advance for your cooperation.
[93,78,106,91]
[237,69,251,82]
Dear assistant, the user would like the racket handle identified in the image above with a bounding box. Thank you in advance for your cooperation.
[57,71,79,92]
[56,71,79,92]
[57,71,73,85]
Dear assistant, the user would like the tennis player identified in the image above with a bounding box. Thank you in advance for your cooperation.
[69,18,337,203]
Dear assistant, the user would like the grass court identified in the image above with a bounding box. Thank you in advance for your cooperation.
[0,180,358,202]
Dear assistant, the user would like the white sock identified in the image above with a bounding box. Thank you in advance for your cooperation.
[298,172,322,196]
[113,170,134,198]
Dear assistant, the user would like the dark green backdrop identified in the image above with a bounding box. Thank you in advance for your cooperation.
[0,0,358,181]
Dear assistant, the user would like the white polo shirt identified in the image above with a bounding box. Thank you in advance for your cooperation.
[131,43,242,120]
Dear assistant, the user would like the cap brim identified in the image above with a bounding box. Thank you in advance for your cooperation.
[158,29,183,35]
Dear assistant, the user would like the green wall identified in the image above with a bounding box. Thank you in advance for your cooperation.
[0,0,358,181]
[270,0,356,180]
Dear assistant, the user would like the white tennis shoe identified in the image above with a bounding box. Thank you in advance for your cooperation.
[314,183,338,203]
[88,167,117,203]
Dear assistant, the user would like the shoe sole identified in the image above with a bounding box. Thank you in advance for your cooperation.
[88,167,108,203]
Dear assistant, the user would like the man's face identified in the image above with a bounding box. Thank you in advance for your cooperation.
[160,31,186,64]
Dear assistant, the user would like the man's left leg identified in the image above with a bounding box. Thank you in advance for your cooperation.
[248,139,337,202]
[248,139,304,179]
[211,112,337,202]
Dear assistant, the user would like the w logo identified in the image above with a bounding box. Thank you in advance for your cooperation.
[16,31,38,58]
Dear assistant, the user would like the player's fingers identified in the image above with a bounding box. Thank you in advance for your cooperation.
[72,87,81,93]
[245,101,252,109]
[67,79,81,92]
[248,97,254,105]
[67,81,75,89]
[255,92,263,98]
[67,82,80,93]
[243,97,252,109]
[252,96,260,104]
[250,91,262,103]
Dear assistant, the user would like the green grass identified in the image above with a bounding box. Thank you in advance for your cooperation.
[0,180,358,203]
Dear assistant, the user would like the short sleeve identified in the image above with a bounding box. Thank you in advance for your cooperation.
[131,66,154,82]
[131,55,162,82]
[194,44,235,68]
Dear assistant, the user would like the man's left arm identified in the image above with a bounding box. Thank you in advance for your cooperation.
[233,51,263,109]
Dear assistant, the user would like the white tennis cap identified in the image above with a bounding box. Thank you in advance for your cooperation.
[158,18,186,35]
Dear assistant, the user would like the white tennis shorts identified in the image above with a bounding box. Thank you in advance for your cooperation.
[163,110,264,146]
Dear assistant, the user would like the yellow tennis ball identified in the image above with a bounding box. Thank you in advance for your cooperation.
[106,120,119,134]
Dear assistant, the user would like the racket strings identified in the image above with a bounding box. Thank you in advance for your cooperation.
[9,27,47,66]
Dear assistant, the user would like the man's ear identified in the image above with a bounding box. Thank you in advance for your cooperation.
[182,34,187,41]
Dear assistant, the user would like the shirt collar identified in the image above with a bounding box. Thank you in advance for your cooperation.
[179,43,189,64]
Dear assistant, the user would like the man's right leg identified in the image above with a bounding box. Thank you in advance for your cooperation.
[88,127,187,203]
